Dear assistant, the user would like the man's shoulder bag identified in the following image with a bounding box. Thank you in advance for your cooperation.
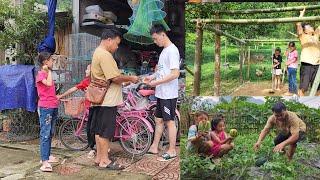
[85,75,111,104]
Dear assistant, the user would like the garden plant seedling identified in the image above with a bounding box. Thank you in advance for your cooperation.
[198,120,211,133]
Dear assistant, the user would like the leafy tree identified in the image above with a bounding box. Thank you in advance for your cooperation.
[0,0,72,64]
[186,2,320,45]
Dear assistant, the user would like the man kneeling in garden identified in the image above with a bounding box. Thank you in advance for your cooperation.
[254,102,306,160]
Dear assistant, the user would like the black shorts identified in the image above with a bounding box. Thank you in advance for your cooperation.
[90,106,117,139]
[155,98,177,121]
[274,131,306,146]
[299,62,320,91]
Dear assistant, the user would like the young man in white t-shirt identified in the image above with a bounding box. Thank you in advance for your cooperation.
[144,24,180,161]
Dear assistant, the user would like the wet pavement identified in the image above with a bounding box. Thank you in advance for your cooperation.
[0,139,180,180]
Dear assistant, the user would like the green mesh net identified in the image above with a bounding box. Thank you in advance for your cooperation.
[124,0,170,45]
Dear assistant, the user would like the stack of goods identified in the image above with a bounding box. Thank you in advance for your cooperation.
[114,46,138,76]
[83,5,117,25]
[137,51,158,75]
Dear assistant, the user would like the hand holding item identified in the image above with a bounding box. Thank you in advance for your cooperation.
[143,76,153,84]
[147,81,159,87]
[273,143,285,153]
[56,95,62,100]
[130,76,139,84]
[254,142,261,151]
[43,65,49,72]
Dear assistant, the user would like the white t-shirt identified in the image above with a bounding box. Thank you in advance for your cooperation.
[155,43,180,99]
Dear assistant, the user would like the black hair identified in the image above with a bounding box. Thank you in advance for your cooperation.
[101,28,122,40]
[302,23,311,31]
[275,47,281,53]
[37,51,52,66]
[150,24,167,35]
[289,41,295,47]
[195,111,209,119]
[211,117,224,131]
[271,102,287,113]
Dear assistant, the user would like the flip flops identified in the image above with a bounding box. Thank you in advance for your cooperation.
[98,161,125,170]
[157,152,177,162]
[94,157,116,166]
[145,151,158,155]
[87,150,96,159]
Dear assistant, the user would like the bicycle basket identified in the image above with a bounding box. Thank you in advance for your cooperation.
[63,97,86,117]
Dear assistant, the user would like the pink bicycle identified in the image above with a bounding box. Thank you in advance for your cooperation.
[59,93,155,156]
[59,83,180,155]
[126,83,181,147]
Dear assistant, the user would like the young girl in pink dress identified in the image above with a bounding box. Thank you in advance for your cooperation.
[208,116,234,158]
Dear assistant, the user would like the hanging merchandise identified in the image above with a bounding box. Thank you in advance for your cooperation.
[127,0,140,27]
[124,0,170,44]
[37,0,57,53]
[83,5,117,25]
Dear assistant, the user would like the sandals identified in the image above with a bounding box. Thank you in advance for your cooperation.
[87,150,96,159]
[94,157,116,166]
[146,151,158,155]
[157,152,177,162]
[98,161,125,170]
[40,164,53,172]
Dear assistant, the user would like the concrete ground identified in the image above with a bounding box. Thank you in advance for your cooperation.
[0,137,180,180]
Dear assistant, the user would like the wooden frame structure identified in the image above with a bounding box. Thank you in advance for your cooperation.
[191,5,320,96]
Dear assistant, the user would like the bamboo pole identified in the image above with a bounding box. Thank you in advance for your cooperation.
[247,46,251,80]
[287,31,298,38]
[244,39,299,43]
[224,39,227,66]
[205,26,246,44]
[310,67,320,96]
[191,16,320,24]
[239,45,243,83]
[271,43,276,92]
[214,14,221,96]
[193,20,203,96]
[211,5,320,14]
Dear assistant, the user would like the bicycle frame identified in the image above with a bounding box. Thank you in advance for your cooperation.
[72,107,154,140]
[114,111,154,141]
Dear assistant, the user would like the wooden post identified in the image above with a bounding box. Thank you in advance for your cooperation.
[193,20,203,96]
[247,46,251,80]
[310,67,320,96]
[239,45,243,83]
[214,14,221,96]
[224,39,227,66]
[191,16,320,25]
[210,5,320,14]
[271,43,275,91]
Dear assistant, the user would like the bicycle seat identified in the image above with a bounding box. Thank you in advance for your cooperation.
[138,89,155,97]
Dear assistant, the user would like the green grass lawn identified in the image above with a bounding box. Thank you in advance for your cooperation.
[185,34,302,96]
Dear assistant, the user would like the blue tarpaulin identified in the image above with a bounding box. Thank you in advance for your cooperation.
[0,65,37,112]
[37,0,57,53]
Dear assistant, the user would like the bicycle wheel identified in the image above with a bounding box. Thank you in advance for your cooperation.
[119,117,152,156]
[59,118,89,151]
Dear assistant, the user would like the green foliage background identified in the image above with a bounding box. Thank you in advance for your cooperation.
[0,0,72,64]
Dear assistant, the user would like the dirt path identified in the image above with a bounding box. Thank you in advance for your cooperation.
[231,81,290,96]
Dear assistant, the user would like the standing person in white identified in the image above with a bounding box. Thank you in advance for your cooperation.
[144,24,180,161]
